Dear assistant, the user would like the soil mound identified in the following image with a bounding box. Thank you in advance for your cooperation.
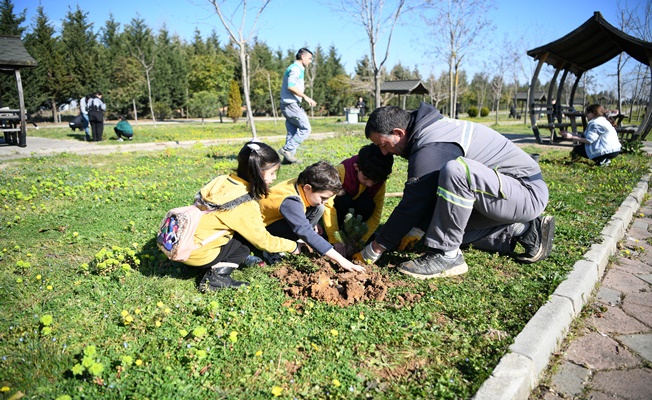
[271,259,423,307]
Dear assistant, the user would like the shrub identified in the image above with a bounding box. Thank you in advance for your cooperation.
[467,106,478,118]
[480,107,490,117]
[227,80,242,122]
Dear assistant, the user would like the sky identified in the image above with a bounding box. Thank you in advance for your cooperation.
[16,0,647,89]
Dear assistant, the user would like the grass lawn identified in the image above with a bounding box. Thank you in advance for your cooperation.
[1,129,648,399]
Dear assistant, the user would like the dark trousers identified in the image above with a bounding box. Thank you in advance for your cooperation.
[333,193,375,227]
[91,121,104,142]
[114,128,133,139]
[197,236,250,269]
[572,145,620,164]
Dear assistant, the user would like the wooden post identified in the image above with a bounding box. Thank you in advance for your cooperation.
[15,69,26,147]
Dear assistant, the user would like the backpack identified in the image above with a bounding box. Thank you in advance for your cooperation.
[156,192,252,262]
[156,205,227,262]
[69,114,85,131]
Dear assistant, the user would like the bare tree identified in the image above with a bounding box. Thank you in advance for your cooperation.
[328,0,410,110]
[124,17,157,127]
[208,0,271,139]
[424,0,495,118]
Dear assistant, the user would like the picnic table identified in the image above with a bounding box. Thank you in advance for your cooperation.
[0,108,25,147]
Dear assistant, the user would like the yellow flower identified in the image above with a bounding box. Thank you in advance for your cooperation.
[1,386,10,392]
[157,301,164,308]
[330,329,339,336]
[125,315,134,323]
[135,359,143,366]
[229,331,238,343]
[47,285,53,290]
[121,310,129,317]
[36,274,42,280]
[164,308,171,314]
[73,232,79,237]
[332,379,341,387]
[255,350,263,357]
[155,320,161,327]
[359,313,365,320]
[134,308,141,314]
[271,386,283,397]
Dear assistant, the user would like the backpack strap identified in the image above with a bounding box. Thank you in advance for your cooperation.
[196,229,228,249]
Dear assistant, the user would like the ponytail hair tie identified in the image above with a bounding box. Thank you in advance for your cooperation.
[247,143,260,152]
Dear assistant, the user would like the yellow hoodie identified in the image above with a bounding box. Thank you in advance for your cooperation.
[185,174,297,267]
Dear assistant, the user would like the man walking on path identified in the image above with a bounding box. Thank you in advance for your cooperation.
[278,48,316,164]
[355,103,555,278]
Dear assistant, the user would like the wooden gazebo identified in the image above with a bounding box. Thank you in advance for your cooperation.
[527,12,652,143]
[0,35,37,147]
[380,80,430,109]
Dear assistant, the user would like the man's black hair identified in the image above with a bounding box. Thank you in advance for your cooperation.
[364,106,411,138]
[295,48,313,60]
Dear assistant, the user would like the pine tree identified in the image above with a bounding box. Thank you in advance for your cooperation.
[0,0,27,108]
[227,79,242,122]
[23,6,67,120]
[333,209,369,256]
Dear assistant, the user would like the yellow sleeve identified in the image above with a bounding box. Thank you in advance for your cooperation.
[221,202,297,253]
[361,182,386,242]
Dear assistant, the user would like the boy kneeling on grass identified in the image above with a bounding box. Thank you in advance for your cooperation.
[257,161,365,273]
[322,144,394,256]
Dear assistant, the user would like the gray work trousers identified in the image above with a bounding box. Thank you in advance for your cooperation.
[425,157,549,254]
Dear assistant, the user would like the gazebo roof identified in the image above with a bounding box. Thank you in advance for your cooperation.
[527,11,652,76]
[380,80,429,95]
[0,35,37,70]
[515,91,546,102]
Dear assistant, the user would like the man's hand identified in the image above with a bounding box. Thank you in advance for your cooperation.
[353,242,382,264]
[398,228,424,251]
[305,96,317,107]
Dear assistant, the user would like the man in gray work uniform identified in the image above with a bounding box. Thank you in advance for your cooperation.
[278,48,317,164]
[354,103,554,279]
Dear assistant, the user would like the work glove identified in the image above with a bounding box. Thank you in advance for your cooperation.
[352,243,382,264]
[398,228,425,251]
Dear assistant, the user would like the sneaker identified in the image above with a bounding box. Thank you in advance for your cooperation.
[262,251,285,265]
[243,255,264,267]
[117,138,124,142]
[128,137,133,140]
[598,159,611,167]
[398,250,468,279]
[278,148,298,164]
[515,215,555,263]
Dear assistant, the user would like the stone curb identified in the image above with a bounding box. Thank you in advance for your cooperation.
[473,173,651,400]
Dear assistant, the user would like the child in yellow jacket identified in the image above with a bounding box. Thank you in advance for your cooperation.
[257,161,365,272]
[322,144,394,255]
[187,142,300,292]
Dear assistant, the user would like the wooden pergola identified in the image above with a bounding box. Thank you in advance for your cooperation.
[527,11,652,143]
[380,80,430,109]
[0,35,37,148]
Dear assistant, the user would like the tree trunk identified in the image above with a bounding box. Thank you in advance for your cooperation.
[145,68,156,128]
[132,98,138,125]
[267,73,277,123]
[240,48,257,139]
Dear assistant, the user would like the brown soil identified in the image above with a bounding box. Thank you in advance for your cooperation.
[271,258,424,307]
